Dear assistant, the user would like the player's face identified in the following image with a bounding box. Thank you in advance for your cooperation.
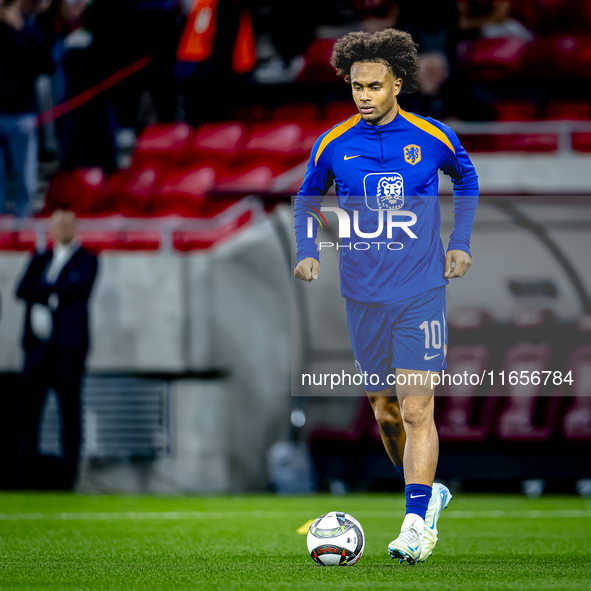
[350,62,402,125]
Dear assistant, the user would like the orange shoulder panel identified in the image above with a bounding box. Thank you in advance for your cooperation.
[315,114,362,166]
[398,109,455,154]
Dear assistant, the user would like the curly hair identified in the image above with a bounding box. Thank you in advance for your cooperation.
[330,29,420,93]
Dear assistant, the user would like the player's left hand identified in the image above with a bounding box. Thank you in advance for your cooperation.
[444,250,472,279]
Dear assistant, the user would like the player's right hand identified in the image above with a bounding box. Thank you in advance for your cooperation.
[294,257,320,282]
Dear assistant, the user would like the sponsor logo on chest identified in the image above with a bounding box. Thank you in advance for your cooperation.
[363,172,404,211]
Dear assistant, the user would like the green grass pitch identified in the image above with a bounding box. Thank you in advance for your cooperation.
[0,492,590,590]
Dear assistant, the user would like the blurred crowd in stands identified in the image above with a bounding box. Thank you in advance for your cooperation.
[1,0,590,216]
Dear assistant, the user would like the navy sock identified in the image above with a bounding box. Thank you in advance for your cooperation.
[395,465,404,480]
[405,484,432,520]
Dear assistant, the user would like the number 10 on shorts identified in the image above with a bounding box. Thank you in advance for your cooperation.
[420,320,442,350]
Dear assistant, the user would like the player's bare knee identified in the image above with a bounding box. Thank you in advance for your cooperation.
[400,406,432,430]
[373,399,402,432]
[398,393,434,429]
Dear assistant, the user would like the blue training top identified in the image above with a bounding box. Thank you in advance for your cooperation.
[294,108,479,305]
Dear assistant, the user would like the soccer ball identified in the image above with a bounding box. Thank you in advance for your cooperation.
[306,511,365,566]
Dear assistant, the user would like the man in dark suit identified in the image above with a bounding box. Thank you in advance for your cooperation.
[16,208,98,489]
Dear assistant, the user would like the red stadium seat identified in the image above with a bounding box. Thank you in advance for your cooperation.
[229,104,269,125]
[514,0,584,33]
[44,168,106,215]
[574,36,591,76]
[0,230,36,251]
[153,166,216,216]
[185,122,246,169]
[300,122,333,153]
[77,231,121,253]
[511,0,543,31]
[523,34,591,77]
[577,313,591,333]
[436,345,498,443]
[324,101,358,126]
[0,231,15,250]
[447,307,493,332]
[104,167,160,215]
[511,307,555,329]
[273,102,320,122]
[572,132,591,152]
[460,132,558,152]
[583,0,591,29]
[494,342,562,441]
[462,36,531,81]
[314,397,373,444]
[237,122,305,168]
[43,228,161,252]
[270,163,307,195]
[525,35,572,75]
[172,209,253,251]
[494,100,537,122]
[437,309,495,443]
[561,399,591,441]
[560,345,591,441]
[297,38,338,83]
[506,133,559,152]
[133,123,192,167]
[437,396,499,443]
[216,166,276,193]
[456,134,507,153]
[545,100,591,120]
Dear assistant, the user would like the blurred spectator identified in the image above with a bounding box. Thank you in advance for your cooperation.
[456,0,533,40]
[55,0,183,172]
[179,0,256,126]
[83,0,184,127]
[0,0,52,217]
[354,0,399,33]
[396,0,456,118]
[418,51,451,97]
[311,0,400,39]
[56,1,118,173]
[254,0,316,83]
[403,52,495,121]
[16,208,98,489]
[396,0,496,120]
[398,0,456,56]
[34,0,89,162]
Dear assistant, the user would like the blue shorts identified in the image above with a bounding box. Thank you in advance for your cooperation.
[346,286,448,392]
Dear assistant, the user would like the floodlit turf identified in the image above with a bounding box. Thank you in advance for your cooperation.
[0,493,590,590]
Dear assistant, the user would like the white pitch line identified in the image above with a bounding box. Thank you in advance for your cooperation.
[427,509,591,519]
[0,509,590,522]
[0,511,291,521]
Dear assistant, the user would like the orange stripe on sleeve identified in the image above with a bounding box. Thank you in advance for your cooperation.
[315,114,362,166]
[398,109,455,154]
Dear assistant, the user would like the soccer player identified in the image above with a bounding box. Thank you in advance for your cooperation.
[294,29,478,565]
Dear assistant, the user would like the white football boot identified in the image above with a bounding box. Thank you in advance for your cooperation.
[388,513,424,565]
[417,482,453,562]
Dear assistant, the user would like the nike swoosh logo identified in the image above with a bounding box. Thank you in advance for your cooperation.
[408,545,419,552]
[424,353,440,360]
[430,521,436,530]
[410,494,426,498]
[344,154,361,160]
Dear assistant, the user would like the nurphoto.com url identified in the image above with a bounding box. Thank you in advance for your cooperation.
[301,370,575,391]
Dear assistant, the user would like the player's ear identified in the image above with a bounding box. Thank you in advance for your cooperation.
[394,77,403,96]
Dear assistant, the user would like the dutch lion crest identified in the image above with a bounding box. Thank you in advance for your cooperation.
[404,144,421,165]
